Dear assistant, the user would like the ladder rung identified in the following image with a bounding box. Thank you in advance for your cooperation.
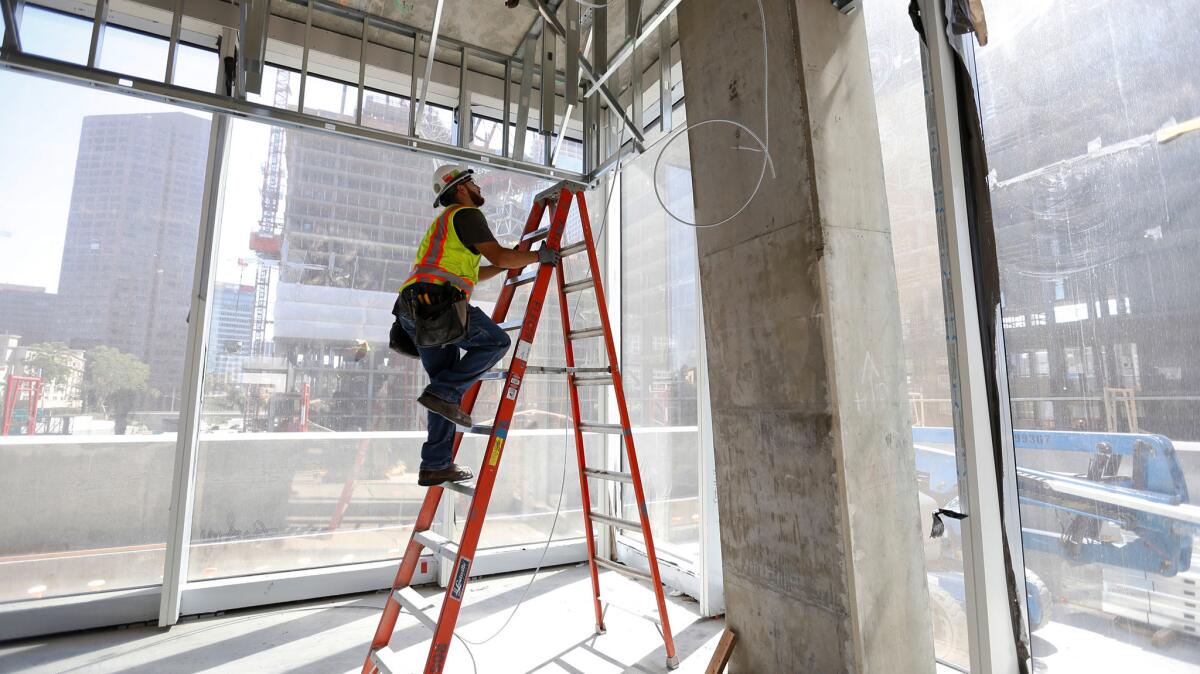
[393,586,438,630]
[584,466,633,482]
[370,646,405,674]
[574,375,613,387]
[522,226,551,243]
[563,277,594,294]
[579,422,625,435]
[498,318,523,331]
[441,480,476,497]
[505,269,538,287]
[568,326,604,340]
[589,511,643,532]
[561,241,587,258]
[414,530,459,561]
[594,557,655,583]
[524,365,569,375]
[480,370,507,380]
[459,424,493,435]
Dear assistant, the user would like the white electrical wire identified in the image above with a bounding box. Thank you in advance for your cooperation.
[450,0,773,655]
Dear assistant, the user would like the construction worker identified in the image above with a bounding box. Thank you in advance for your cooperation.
[395,164,559,487]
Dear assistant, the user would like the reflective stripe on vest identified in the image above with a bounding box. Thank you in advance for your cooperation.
[401,205,482,296]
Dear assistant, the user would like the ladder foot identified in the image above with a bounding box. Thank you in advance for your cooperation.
[595,623,607,636]
[666,654,680,670]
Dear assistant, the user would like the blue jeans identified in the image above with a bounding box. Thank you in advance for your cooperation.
[398,304,511,470]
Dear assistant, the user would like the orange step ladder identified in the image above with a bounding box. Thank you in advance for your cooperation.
[361,183,679,673]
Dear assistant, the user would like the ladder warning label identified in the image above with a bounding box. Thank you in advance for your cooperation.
[450,557,471,600]
[487,437,505,466]
[515,340,532,362]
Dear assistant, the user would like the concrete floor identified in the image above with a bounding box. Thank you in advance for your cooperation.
[0,564,727,674]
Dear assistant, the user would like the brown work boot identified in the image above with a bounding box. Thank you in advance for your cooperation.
[418,463,474,487]
[417,391,472,428]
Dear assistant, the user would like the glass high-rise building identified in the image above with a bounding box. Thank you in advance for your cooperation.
[55,112,210,397]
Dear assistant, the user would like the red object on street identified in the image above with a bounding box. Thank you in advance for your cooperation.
[359,186,679,673]
[2,375,43,436]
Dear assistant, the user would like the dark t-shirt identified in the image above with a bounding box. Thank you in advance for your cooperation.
[453,208,497,255]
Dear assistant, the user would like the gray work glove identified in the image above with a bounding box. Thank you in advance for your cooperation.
[537,244,561,266]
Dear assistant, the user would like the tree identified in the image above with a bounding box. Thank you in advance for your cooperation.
[23,342,76,389]
[84,346,150,434]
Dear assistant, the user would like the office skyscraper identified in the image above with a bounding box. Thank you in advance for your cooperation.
[56,112,210,395]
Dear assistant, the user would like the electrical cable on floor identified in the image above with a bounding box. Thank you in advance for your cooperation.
[450,0,774,658]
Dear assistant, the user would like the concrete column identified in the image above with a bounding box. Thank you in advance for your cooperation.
[677,2,934,672]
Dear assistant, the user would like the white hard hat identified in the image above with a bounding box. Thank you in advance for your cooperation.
[431,163,474,207]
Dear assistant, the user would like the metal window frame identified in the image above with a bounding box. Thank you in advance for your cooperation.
[0,0,715,640]
[918,0,1024,671]
[158,26,236,628]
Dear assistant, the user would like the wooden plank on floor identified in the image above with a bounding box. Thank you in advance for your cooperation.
[705,628,737,674]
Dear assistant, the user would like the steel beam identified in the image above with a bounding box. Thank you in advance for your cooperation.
[565,0,580,107]
[279,0,509,65]
[626,0,643,132]
[408,34,419,136]
[502,58,512,157]
[530,0,644,147]
[512,38,535,162]
[356,14,367,125]
[413,0,444,129]
[659,16,672,133]
[457,45,470,148]
[0,0,22,53]
[87,0,108,68]
[582,0,681,99]
[0,50,588,186]
[164,0,183,83]
[297,0,313,111]
[540,27,555,162]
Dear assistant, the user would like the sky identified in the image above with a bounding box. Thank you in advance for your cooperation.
[0,8,276,292]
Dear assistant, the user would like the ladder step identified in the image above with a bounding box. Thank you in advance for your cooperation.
[579,422,625,435]
[574,374,614,386]
[498,318,524,331]
[563,277,594,294]
[440,480,477,497]
[594,557,655,583]
[413,530,459,561]
[479,370,507,381]
[583,467,633,483]
[589,511,644,532]
[505,269,538,287]
[568,326,605,340]
[522,226,551,243]
[393,586,438,630]
[561,241,587,258]
[370,646,405,674]
[460,424,493,435]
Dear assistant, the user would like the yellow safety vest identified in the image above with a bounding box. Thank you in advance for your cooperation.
[400,205,482,298]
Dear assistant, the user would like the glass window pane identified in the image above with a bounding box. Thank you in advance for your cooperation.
[97,25,169,81]
[20,5,92,64]
[0,70,210,602]
[864,1,971,668]
[979,1,1200,670]
[171,43,218,93]
[192,116,596,577]
[620,115,702,565]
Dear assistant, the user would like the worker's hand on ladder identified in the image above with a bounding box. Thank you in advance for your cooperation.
[537,244,561,266]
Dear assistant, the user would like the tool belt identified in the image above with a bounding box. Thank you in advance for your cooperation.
[396,282,469,348]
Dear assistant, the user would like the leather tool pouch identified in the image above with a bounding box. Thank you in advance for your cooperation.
[399,282,469,348]
[388,297,420,358]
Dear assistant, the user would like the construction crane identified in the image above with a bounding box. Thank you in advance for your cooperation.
[245,68,290,428]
